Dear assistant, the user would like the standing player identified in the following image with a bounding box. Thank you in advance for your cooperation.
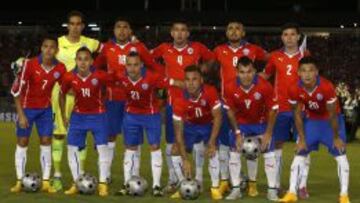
[151,20,215,191]
[171,65,223,200]
[213,21,268,194]
[10,37,66,193]
[51,10,100,191]
[279,57,350,203]
[59,47,110,197]
[224,57,279,201]
[260,23,310,197]
[94,18,161,181]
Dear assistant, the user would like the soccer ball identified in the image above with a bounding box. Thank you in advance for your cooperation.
[179,179,201,200]
[242,137,260,160]
[126,176,148,196]
[21,172,41,192]
[75,173,98,195]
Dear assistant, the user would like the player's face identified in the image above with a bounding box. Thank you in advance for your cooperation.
[171,23,190,45]
[114,21,132,42]
[281,28,300,48]
[41,40,58,60]
[185,71,203,95]
[298,63,319,87]
[226,22,245,42]
[68,16,84,37]
[76,51,93,73]
[237,64,256,87]
[126,56,143,78]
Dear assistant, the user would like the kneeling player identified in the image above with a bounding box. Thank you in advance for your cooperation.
[10,36,66,193]
[171,65,223,200]
[279,57,350,203]
[224,57,279,201]
[59,47,111,197]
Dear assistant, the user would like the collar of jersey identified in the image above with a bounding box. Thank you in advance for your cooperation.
[72,66,96,74]
[183,85,204,101]
[111,38,130,49]
[37,54,59,66]
[298,76,320,88]
[236,75,259,88]
[226,40,247,50]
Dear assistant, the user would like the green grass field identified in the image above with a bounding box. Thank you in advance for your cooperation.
[0,122,359,203]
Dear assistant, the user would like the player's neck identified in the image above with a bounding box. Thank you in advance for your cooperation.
[78,70,91,78]
[128,74,141,82]
[116,39,130,46]
[228,41,242,49]
[42,57,53,69]
[173,41,188,49]
[303,81,317,93]
[284,46,299,55]
[66,34,81,43]
[189,89,201,100]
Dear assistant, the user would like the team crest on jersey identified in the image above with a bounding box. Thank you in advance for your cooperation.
[142,83,149,90]
[316,93,323,101]
[91,78,98,86]
[130,47,138,53]
[254,92,262,100]
[242,48,250,56]
[187,47,194,55]
[53,71,60,79]
[200,99,207,106]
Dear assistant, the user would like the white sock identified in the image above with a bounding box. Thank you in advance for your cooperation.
[97,145,109,183]
[247,158,258,182]
[166,144,178,184]
[123,149,137,184]
[15,145,27,180]
[133,146,141,176]
[193,142,205,183]
[107,142,116,178]
[289,155,306,194]
[172,155,185,182]
[275,149,283,188]
[335,155,350,196]
[219,144,230,181]
[208,151,220,187]
[151,149,163,187]
[263,152,277,188]
[229,151,241,187]
[40,145,52,180]
[67,145,81,182]
[299,154,310,189]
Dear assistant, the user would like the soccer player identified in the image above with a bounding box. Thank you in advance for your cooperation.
[59,47,110,197]
[213,21,268,194]
[10,36,66,193]
[171,65,223,200]
[279,57,350,203]
[260,23,310,196]
[224,57,279,201]
[94,18,161,181]
[151,20,215,191]
[51,10,100,191]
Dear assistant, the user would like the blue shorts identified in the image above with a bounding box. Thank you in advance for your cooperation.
[67,112,109,147]
[165,104,175,144]
[273,111,295,142]
[298,114,347,157]
[184,123,216,152]
[105,100,125,136]
[218,106,231,146]
[123,113,162,147]
[16,107,53,137]
[229,123,275,152]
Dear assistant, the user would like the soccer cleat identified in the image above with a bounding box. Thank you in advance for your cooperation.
[152,186,164,197]
[170,191,181,199]
[10,180,22,193]
[298,187,309,199]
[267,188,279,201]
[225,187,242,200]
[64,184,78,195]
[339,195,351,203]
[219,180,231,194]
[116,185,128,196]
[163,182,178,194]
[41,180,57,193]
[211,187,223,200]
[51,177,63,192]
[248,181,259,197]
[98,183,108,197]
[278,192,298,202]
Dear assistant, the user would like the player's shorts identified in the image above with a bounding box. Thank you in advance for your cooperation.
[184,123,216,152]
[67,112,108,147]
[52,83,75,135]
[123,112,162,147]
[218,105,231,146]
[16,107,53,137]
[229,123,275,152]
[165,104,175,144]
[273,111,295,143]
[298,114,347,157]
[105,100,125,136]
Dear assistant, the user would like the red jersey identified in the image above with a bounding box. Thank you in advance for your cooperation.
[224,76,278,124]
[264,49,309,112]
[94,40,162,101]
[61,68,112,114]
[11,56,66,109]
[115,69,169,115]
[172,85,221,125]
[151,42,215,103]
[288,77,341,120]
[214,42,267,96]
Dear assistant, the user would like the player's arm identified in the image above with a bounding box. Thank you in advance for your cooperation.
[223,94,242,151]
[59,75,71,127]
[207,103,222,157]
[137,43,164,74]
[261,85,279,150]
[259,55,275,80]
[291,102,307,152]
[327,97,345,152]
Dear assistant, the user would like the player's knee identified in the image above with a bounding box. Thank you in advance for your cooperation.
[40,136,52,145]
[17,137,29,147]
[171,144,180,155]
[275,141,284,149]
[149,144,160,151]
[108,135,117,142]
[126,145,138,151]
[54,134,65,140]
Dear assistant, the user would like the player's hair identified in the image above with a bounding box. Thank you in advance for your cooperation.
[227,21,244,29]
[42,35,58,47]
[67,10,85,23]
[185,65,202,75]
[172,18,189,28]
[114,17,131,27]
[76,47,92,58]
[236,56,254,69]
[299,56,318,68]
[127,51,140,58]
[281,22,300,34]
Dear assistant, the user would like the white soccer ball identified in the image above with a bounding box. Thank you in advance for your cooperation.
[126,176,148,196]
[179,179,201,200]
[21,172,41,192]
[242,137,260,160]
[76,173,98,195]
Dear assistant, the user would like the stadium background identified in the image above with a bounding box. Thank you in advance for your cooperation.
[0,0,359,202]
